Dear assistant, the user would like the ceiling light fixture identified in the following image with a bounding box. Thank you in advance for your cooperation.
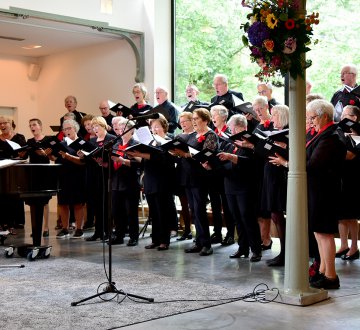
[21,45,42,50]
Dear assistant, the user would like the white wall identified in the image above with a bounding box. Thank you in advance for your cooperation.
[0,55,39,130]
[37,39,136,136]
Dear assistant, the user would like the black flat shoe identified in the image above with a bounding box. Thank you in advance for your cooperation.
[109,238,124,245]
[199,246,213,256]
[267,254,285,266]
[86,234,100,241]
[250,252,262,262]
[229,248,249,259]
[335,247,350,258]
[341,249,359,260]
[221,236,235,246]
[261,240,273,251]
[157,244,169,251]
[127,239,138,246]
[176,233,192,241]
[145,243,159,249]
[310,275,340,290]
[210,233,222,244]
[184,245,202,253]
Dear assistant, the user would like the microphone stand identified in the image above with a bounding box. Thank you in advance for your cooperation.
[71,122,154,306]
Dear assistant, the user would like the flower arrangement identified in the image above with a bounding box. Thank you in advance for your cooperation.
[241,0,319,81]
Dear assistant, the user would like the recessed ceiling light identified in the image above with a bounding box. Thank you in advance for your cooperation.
[21,45,42,50]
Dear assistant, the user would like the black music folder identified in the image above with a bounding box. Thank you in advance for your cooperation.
[350,85,360,98]
[338,118,360,135]
[146,104,170,120]
[161,138,190,153]
[228,130,262,145]
[182,101,197,113]
[42,136,70,156]
[256,128,289,143]
[67,137,98,153]
[191,148,223,169]
[110,102,132,118]
[254,139,288,160]
[125,143,163,155]
[50,125,61,132]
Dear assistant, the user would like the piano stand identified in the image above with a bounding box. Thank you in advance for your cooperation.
[24,196,52,247]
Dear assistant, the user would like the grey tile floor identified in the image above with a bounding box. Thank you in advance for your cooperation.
[3,213,360,329]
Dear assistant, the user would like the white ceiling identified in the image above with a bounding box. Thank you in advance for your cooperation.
[0,15,121,58]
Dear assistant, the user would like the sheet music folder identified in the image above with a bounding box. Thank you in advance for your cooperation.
[125,143,163,155]
[191,148,223,169]
[160,138,190,153]
[254,139,288,159]
[338,118,360,135]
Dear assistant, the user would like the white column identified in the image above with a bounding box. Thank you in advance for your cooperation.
[266,0,329,305]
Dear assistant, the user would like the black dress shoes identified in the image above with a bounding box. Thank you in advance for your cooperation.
[145,243,159,249]
[261,240,273,251]
[109,237,124,245]
[266,254,285,266]
[310,275,340,290]
[335,247,349,258]
[85,234,101,241]
[221,236,235,246]
[199,246,213,256]
[250,252,262,262]
[176,232,193,241]
[210,233,222,244]
[229,248,249,259]
[184,245,202,253]
[157,244,169,251]
[127,239,138,246]
[341,249,359,260]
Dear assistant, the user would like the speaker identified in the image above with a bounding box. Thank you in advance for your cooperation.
[28,63,41,81]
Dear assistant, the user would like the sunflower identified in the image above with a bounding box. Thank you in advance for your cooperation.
[266,13,278,29]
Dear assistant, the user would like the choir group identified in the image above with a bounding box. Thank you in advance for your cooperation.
[1,65,359,290]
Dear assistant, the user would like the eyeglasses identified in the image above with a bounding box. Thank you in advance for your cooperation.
[258,90,267,95]
[63,127,73,131]
[341,72,355,75]
[192,117,201,121]
[309,115,319,121]
[0,122,10,125]
[180,119,191,125]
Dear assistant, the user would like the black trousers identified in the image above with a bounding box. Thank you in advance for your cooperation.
[226,192,262,254]
[146,192,175,245]
[112,189,140,241]
[186,186,211,248]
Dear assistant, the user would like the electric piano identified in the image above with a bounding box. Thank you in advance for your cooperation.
[0,160,60,247]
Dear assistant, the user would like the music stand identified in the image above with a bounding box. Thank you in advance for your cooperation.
[71,123,154,306]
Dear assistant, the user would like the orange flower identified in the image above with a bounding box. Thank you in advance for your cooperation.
[263,39,275,52]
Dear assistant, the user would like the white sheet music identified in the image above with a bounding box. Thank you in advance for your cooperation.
[133,126,153,145]
[5,139,21,150]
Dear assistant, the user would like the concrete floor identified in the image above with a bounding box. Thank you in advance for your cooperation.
[3,213,360,329]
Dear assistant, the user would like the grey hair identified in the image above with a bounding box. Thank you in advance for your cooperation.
[213,73,228,84]
[252,95,268,108]
[306,99,334,120]
[63,112,76,120]
[227,114,247,128]
[257,82,273,90]
[63,119,80,133]
[271,105,289,128]
[118,116,136,129]
[210,104,228,120]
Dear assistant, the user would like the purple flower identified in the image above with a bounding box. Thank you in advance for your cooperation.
[247,21,270,47]
[250,46,263,57]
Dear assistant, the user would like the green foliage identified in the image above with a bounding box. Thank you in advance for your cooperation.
[175,0,360,105]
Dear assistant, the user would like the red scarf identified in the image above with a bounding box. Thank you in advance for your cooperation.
[306,121,334,148]
[214,125,228,136]
[138,103,146,109]
[113,143,128,170]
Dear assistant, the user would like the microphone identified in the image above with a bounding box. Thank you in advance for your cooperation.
[132,113,160,121]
